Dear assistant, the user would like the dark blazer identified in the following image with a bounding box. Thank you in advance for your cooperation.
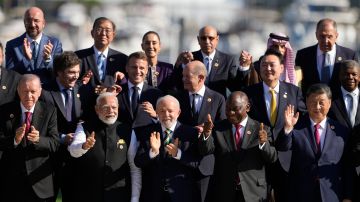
[67,120,133,202]
[0,68,21,106]
[328,90,360,130]
[295,44,359,96]
[117,83,163,128]
[176,87,226,202]
[75,46,128,88]
[276,116,352,202]
[5,33,63,84]
[146,61,176,93]
[134,122,201,202]
[0,101,60,200]
[174,49,250,97]
[200,118,277,202]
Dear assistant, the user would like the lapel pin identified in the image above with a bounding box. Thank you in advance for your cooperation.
[330,125,335,130]
[77,94,80,98]
[109,58,115,62]
[117,139,125,149]
[337,57,342,61]
[246,131,251,135]
[283,92,287,98]
[2,86,6,90]
[207,98,212,102]
[10,114,14,118]
[214,60,219,68]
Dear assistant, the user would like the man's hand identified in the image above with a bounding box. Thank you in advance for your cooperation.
[114,71,125,84]
[107,84,122,95]
[94,85,107,95]
[239,50,252,67]
[27,126,40,144]
[150,132,161,154]
[202,114,214,138]
[15,124,26,144]
[82,70,93,85]
[23,38,32,60]
[175,51,194,66]
[141,101,157,118]
[166,138,179,157]
[258,123,267,144]
[284,105,299,133]
[43,40,53,60]
[82,132,95,150]
[64,133,74,146]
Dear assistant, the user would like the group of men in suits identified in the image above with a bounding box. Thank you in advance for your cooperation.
[1,5,360,202]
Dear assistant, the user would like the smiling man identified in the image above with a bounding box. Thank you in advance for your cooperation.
[5,7,63,85]
[295,18,359,97]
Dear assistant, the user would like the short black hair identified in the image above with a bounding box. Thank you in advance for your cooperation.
[53,51,81,76]
[306,83,332,100]
[92,17,116,30]
[263,48,284,64]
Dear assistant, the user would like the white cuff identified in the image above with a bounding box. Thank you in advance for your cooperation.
[172,149,182,160]
[239,65,250,71]
[149,149,159,159]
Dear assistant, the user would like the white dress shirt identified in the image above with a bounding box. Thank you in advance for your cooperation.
[68,123,142,202]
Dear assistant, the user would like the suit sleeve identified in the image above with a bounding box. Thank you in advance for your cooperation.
[33,106,60,152]
[260,126,277,163]
[227,55,251,91]
[275,129,293,152]
[5,41,32,73]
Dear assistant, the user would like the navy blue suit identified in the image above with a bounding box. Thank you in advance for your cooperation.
[134,122,201,202]
[5,33,63,84]
[295,44,359,97]
[276,116,352,202]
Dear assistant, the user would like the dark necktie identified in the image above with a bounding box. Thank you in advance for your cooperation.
[31,41,39,66]
[131,86,139,115]
[24,111,32,146]
[321,53,330,83]
[234,124,242,150]
[314,123,321,154]
[64,89,73,121]
[347,93,356,127]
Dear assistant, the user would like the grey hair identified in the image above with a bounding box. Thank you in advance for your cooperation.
[18,74,41,88]
[96,92,119,106]
[156,95,180,110]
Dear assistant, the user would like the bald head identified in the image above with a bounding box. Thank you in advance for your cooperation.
[24,7,46,39]
[197,25,219,55]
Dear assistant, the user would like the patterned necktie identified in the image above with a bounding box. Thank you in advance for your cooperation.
[269,89,277,126]
[235,124,242,150]
[321,52,331,83]
[25,111,32,134]
[131,86,139,115]
[97,53,106,81]
[163,128,172,146]
[314,123,321,154]
[148,66,158,87]
[64,89,73,122]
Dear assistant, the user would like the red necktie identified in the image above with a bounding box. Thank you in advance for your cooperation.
[314,123,321,153]
[25,111,32,134]
[235,124,242,150]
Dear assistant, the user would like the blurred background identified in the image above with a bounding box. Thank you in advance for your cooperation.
[0,0,359,63]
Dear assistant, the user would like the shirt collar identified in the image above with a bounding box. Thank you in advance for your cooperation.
[93,46,109,58]
[128,81,144,92]
[341,86,359,97]
[188,85,206,97]
[161,121,178,132]
[26,33,42,44]
[201,50,216,60]
[317,44,336,57]
[310,117,327,129]
[20,102,35,113]
[262,80,280,94]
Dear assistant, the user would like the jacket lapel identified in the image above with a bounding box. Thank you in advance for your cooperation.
[258,84,271,125]
[88,48,101,83]
[197,88,211,124]
[241,118,255,149]
[320,120,336,158]
[334,96,352,128]
[304,118,319,156]
[223,120,236,151]
[121,85,132,118]
[32,102,45,131]
[209,51,220,82]
[73,85,81,118]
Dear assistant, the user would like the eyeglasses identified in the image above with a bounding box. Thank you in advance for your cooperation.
[94,28,114,34]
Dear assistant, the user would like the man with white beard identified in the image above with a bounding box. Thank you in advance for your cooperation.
[67,92,141,202]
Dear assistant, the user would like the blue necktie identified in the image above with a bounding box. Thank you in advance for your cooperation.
[31,41,39,66]
[97,54,106,81]
[321,53,330,83]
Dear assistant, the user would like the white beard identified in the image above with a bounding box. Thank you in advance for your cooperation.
[99,116,117,125]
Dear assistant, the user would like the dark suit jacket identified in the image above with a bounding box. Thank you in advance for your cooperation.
[75,47,128,88]
[200,118,277,202]
[0,68,21,106]
[295,44,359,96]
[0,101,60,199]
[134,122,201,202]
[245,81,306,171]
[328,90,360,130]
[5,33,63,84]
[146,61,176,93]
[276,116,352,202]
[117,83,162,128]
[174,49,250,97]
